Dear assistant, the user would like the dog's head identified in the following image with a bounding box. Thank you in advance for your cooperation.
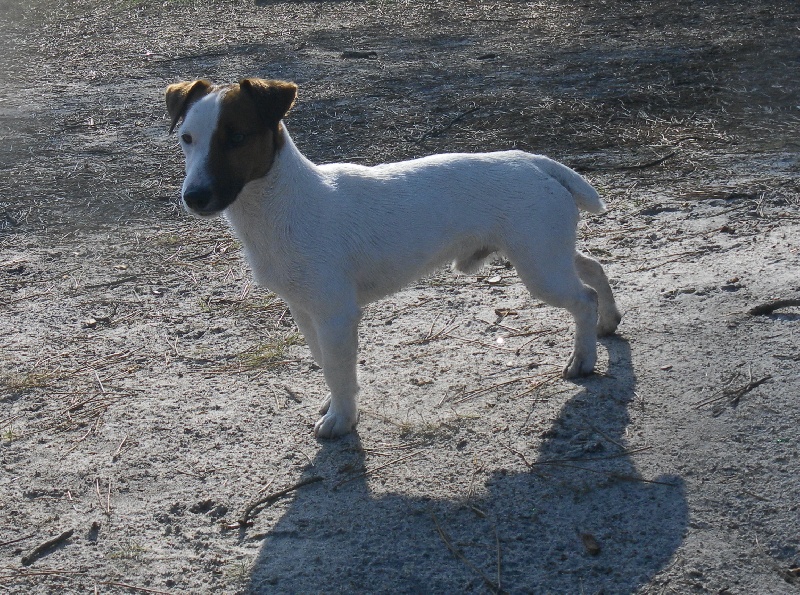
[165,78,297,216]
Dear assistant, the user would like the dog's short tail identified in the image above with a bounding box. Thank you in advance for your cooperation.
[537,156,606,214]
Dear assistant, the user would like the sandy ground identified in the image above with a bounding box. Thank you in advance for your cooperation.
[1,1,799,593]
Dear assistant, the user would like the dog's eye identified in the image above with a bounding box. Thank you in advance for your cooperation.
[229,132,246,147]
[181,133,193,145]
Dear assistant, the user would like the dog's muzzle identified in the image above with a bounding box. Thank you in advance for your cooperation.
[183,187,219,216]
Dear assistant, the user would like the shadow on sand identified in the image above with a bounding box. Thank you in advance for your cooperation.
[247,337,687,593]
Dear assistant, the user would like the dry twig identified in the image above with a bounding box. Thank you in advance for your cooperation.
[431,512,504,594]
[748,298,800,316]
[411,106,480,144]
[96,581,174,594]
[0,533,35,548]
[333,450,425,490]
[442,332,520,353]
[508,445,654,468]
[450,371,560,405]
[234,476,324,528]
[0,568,87,581]
[112,435,128,461]
[21,529,74,566]
[404,315,459,345]
[82,274,139,290]
[94,478,112,516]
[693,371,772,414]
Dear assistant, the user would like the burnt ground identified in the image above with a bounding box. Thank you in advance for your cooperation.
[1,1,799,593]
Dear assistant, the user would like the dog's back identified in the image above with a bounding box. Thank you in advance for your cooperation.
[305,150,598,301]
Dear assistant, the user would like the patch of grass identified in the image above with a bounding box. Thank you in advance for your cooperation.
[225,558,252,585]
[397,413,476,442]
[153,233,182,247]
[587,247,614,258]
[2,424,19,442]
[237,333,304,370]
[119,0,195,10]
[197,292,285,315]
[1,371,55,393]
[242,294,286,315]
[398,419,443,441]
[421,273,463,288]
[109,539,147,561]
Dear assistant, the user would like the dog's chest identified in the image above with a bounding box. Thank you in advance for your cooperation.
[223,206,308,298]
[243,243,300,293]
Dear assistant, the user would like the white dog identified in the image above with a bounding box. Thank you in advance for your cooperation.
[165,78,622,438]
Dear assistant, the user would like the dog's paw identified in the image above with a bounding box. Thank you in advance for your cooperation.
[314,407,358,439]
[597,309,622,336]
[562,353,596,379]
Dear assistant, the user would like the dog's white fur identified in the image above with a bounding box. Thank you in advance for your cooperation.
[174,84,621,438]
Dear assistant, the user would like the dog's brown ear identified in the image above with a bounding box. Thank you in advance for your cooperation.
[165,79,213,133]
[238,78,298,124]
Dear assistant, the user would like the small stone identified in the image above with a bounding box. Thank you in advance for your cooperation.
[580,533,601,555]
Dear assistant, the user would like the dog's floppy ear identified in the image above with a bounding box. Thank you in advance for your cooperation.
[165,79,213,133]
[238,78,298,125]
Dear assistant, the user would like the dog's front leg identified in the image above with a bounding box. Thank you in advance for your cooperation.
[312,307,361,439]
[290,307,323,366]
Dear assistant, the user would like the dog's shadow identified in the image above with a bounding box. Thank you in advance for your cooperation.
[247,338,687,593]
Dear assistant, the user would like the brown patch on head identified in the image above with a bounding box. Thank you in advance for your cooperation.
[205,79,298,209]
[165,79,213,133]
[238,78,298,127]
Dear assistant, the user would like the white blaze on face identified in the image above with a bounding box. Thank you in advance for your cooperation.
[178,91,224,198]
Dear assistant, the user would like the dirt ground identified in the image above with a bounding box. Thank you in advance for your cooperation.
[1,1,799,593]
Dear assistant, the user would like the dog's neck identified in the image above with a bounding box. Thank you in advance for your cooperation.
[222,124,322,284]
[269,123,319,183]
[225,124,316,217]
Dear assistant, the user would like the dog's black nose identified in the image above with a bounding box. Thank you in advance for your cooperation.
[183,187,214,212]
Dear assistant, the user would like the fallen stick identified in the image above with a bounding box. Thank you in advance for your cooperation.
[234,476,324,527]
[333,450,425,490]
[112,434,128,461]
[693,374,772,411]
[0,568,87,580]
[442,332,519,353]
[82,274,139,290]
[0,533,35,548]
[523,445,655,467]
[748,298,800,316]
[580,152,676,172]
[412,106,480,145]
[616,151,676,170]
[149,50,227,63]
[450,375,540,405]
[404,316,459,346]
[431,512,504,594]
[559,463,679,485]
[711,375,773,416]
[21,529,74,566]
[452,371,560,405]
[97,581,174,594]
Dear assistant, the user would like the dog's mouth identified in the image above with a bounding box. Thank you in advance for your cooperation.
[184,203,223,218]
[182,185,238,217]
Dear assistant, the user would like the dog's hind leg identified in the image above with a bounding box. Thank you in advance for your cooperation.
[510,249,599,378]
[574,252,622,336]
[453,246,494,275]
[311,305,362,438]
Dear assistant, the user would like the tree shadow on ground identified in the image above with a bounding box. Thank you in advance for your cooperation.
[247,337,687,593]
